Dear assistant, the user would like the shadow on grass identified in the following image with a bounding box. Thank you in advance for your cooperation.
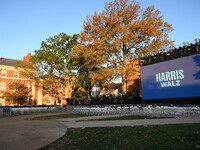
[39,123,200,150]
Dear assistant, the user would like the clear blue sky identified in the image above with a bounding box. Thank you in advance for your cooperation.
[1,0,200,60]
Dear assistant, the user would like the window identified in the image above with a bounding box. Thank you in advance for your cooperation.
[1,70,7,77]
[13,71,19,78]
[25,83,30,89]
[46,95,52,104]
[0,95,5,106]
[0,82,6,90]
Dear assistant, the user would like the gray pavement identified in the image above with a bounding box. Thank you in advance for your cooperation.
[0,113,200,150]
[59,116,200,128]
[0,112,68,150]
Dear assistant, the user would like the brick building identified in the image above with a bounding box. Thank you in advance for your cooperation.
[123,60,142,100]
[0,54,72,106]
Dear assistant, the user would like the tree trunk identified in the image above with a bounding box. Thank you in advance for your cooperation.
[122,46,128,94]
[122,68,128,94]
[88,77,92,99]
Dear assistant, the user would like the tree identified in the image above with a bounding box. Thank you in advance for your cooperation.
[2,83,31,105]
[71,42,108,98]
[20,33,79,104]
[74,0,173,93]
[71,68,91,99]
[71,46,94,99]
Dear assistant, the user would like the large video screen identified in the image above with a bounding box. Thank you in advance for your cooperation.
[141,54,200,100]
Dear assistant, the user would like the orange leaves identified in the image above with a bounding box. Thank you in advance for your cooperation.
[2,82,31,105]
[142,5,160,18]
[90,67,116,86]
[71,42,107,74]
[81,0,173,55]
[74,0,174,92]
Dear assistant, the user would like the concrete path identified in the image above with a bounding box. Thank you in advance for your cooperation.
[0,112,68,150]
[0,113,200,150]
[58,116,200,128]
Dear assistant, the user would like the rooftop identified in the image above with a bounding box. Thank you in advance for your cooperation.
[0,58,18,66]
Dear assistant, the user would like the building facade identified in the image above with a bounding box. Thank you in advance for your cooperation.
[125,60,142,98]
[0,54,72,106]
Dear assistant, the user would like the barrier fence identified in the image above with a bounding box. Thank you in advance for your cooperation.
[66,104,200,117]
[0,105,65,116]
[1,104,200,117]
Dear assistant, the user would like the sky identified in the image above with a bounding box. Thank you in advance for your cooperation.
[0,0,200,60]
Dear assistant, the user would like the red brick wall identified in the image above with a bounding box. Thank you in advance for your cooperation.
[125,60,142,97]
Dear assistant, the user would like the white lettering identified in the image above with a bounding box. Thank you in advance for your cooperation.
[176,80,181,86]
[179,69,184,79]
[156,73,161,82]
[165,72,171,81]
[161,72,166,82]
[160,82,168,87]
[167,81,172,86]
[171,81,175,86]
[156,69,185,88]
[171,71,176,80]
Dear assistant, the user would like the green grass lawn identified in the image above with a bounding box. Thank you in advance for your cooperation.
[31,113,90,120]
[39,123,200,150]
[32,114,170,121]
[80,115,170,121]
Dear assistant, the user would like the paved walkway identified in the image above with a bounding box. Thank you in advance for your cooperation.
[0,113,200,150]
[58,115,200,128]
[0,112,68,150]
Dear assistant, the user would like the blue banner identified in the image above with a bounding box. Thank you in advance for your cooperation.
[141,54,200,100]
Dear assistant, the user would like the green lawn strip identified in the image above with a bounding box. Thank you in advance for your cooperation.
[79,115,170,121]
[30,113,91,120]
[39,123,200,150]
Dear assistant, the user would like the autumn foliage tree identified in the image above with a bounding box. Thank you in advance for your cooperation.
[2,82,31,105]
[73,0,173,93]
[71,44,101,98]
